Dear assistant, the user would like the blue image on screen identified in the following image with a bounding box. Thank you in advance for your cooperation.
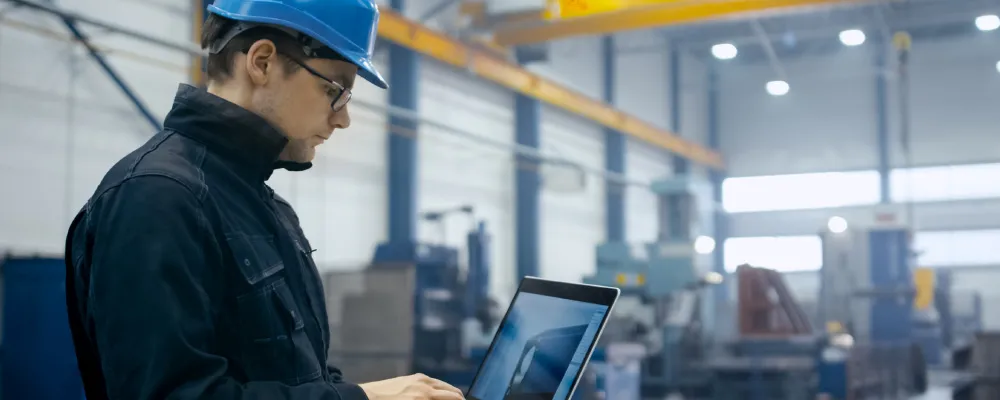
[468,292,608,400]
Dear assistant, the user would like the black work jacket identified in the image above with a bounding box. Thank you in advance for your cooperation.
[64,84,369,400]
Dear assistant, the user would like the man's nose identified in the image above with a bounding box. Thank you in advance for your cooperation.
[330,106,351,130]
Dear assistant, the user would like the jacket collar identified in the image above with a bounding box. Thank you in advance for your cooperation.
[163,84,311,181]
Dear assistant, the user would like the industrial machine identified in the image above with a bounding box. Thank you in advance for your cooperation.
[932,270,983,362]
[817,210,929,398]
[707,264,823,400]
[702,208,934,400]
[323,205,498,390]
[1,256,84,400]
[580,177,721,399]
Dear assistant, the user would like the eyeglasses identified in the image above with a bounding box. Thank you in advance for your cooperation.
[283,55,353,112]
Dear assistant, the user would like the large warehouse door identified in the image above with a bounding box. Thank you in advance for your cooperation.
[539,107,605,284]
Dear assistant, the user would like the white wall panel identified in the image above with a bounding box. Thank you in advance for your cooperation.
[417,60,517,299]
[901,37,1000,167]
[718,36,1000,177]
[718,49,878,176]
[526,37,603,100]
[625,140,669,243]
[681,54,709,145]
[540,107,605,284]
[0,4,188,255]
[615,31,670,130]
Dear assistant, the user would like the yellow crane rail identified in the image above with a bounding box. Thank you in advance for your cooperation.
[494,0,868,46]
[377,8,724,170]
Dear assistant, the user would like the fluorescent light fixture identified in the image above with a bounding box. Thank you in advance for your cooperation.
[977,15,1000,31]
[839,29,866,46]
[766,80,790,96]
[711,43,738,60]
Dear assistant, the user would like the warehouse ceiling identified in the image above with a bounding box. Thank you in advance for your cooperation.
[661,0,1000,63]
[435,0,1000,64]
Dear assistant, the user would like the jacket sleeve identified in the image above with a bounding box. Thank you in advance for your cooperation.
[86,175,369,400]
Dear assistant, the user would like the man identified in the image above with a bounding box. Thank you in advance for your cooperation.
[63,1,464,399]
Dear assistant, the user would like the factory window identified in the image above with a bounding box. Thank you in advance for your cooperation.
[722,170,881,213]
[912,230,1000,267]
[723,235,823,273]
[890,163,1000,202]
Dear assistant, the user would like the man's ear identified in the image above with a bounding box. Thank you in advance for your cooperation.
[245,39,278,86]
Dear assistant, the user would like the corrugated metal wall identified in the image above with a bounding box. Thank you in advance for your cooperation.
[417,60,517,299]
[0,1,716,299]
[539,106,605,284]
[0,0,189,254]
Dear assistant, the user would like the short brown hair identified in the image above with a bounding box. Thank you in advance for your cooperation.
[199,13,305,83]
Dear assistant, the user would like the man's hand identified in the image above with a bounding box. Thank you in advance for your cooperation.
[359,373,464,400]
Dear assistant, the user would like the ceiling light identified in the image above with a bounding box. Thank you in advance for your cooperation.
[827,216,848,233]
[976,15,1000,31]
[712,43,738,60]
[766,80,789,96]
[704,272,724,285]
[839,29,866,46]
[996,61,1000,73]
[694,235,716,255]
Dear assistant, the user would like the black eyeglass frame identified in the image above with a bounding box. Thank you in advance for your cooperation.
[279,51,353,112]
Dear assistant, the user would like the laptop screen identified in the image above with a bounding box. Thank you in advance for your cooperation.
[466,289,610,400]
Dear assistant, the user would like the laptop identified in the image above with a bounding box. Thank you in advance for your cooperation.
[465,277,620,400]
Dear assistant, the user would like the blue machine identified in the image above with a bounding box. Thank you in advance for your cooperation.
[582,177,717,399]
[818,215,929,398]
[1,256,84,400]
[366,206,495,388]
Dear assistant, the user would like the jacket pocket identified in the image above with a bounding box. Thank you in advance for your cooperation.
[226,235,323,384]
[226,233,285,286]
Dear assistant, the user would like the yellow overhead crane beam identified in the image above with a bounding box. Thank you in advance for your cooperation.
[377,9,725,170]
[494,0,870,46]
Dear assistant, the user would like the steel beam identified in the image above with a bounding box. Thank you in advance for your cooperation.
[515,49,541,280]
[707,63,728,308]
[603,35,625,243]
[875,39,890,203]
[376,6,724,169]
[387,0,420,245]
[60,14,162,131]
[669,45,688,175]
[418,0,460,23]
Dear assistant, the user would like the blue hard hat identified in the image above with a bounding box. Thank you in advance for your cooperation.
[207,0,387,89]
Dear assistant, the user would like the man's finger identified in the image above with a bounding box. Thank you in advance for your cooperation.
[429,389,465,400]
[427,378,463,395]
